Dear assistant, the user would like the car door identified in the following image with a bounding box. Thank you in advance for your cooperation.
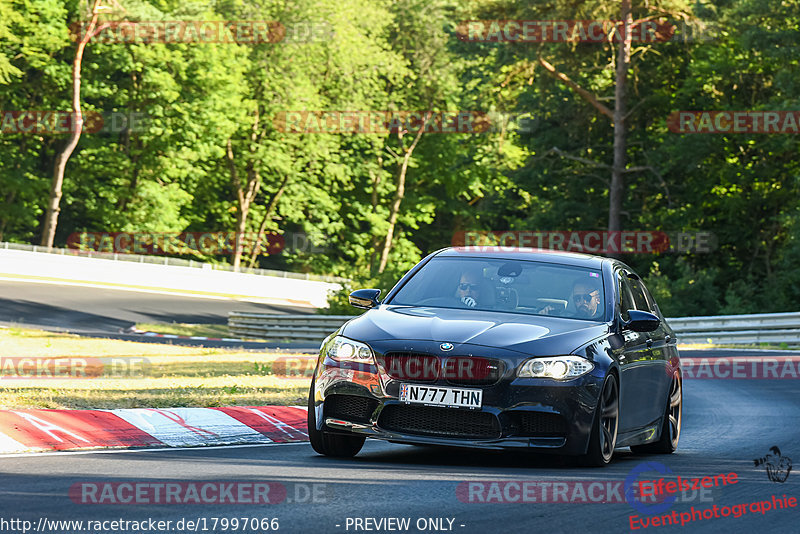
[619,269,669,436]
[639,281,678,365]
[636,278,677,412]
[616,270,661,433]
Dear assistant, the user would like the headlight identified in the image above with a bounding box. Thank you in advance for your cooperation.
[518,356,594,380]
[326,336,374,364]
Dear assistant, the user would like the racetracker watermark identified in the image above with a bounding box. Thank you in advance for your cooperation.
[681,356,800,379]
[456,20,715,43]
[271,355,504,381]
[0,357,149,379]
[0,517,279,533]
[69,481,328,504]
[66,231,326,256]
[452,231,715,254]
[668,111,800,134]
[273,111,506,134]
[269,357,317,378]
[456,480,715,504]
[69,21,334,44]
[0,111,149,135]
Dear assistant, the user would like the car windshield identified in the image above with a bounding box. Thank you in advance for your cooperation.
[389,256,606,321]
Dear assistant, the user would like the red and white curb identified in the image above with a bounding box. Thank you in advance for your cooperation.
[0,406,308,454]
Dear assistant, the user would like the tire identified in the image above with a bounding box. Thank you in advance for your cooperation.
[578,373,619,467]
[631,373,681,455]
[307,379,366,458]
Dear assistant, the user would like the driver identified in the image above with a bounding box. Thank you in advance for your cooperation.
[570,280,603,319]
[540,278,603,319]
[455,268,483,308]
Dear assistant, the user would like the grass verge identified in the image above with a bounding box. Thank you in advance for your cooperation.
[0,326,314,410]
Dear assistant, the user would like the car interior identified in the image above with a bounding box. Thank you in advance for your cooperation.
[392,258,604,319]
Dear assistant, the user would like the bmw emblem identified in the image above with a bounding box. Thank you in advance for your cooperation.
[440,342,454,351]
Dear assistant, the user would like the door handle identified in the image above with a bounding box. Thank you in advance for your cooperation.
[646,339,653,348]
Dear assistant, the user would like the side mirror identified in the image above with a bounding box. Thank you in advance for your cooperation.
[622,310,660,332]
[349,288,381,309]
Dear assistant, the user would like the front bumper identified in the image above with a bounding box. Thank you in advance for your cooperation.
[311,340,607,455]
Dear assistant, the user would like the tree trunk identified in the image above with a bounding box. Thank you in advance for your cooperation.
[377,115,429,274]
[246,174,290,268]
[608,0,633,237]
[40,0,104,247]
[227,109,262,271]
[233,193,249,270]
[0,190,16,242]
[368,160,383,274]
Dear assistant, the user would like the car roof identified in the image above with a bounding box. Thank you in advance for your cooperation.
[434,247,609,269]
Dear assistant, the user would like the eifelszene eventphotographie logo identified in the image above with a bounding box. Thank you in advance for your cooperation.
[754,446,792,483]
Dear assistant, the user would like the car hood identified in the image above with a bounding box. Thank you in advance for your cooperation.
[341,305,609,356]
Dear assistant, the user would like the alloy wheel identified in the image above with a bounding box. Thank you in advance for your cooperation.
[667,374,682,448]
[599,376,619,462]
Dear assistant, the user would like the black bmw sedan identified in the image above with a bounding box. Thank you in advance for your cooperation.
[307,247,682,466]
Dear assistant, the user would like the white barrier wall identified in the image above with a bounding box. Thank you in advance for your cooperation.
[0,249,340,308]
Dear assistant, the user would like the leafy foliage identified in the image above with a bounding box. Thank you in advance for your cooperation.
[1,0,798,315]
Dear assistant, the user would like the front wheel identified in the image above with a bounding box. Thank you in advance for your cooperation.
[307,380,365,457]
[578,373,619,467]
[631,373,681,454]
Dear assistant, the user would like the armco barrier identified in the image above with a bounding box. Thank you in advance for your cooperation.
[228,311,800,346]
[668,312,800,345]
[228,313,354,341]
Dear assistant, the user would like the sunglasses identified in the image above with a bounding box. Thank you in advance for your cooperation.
[458,283,480,291]
[573,292,598,303]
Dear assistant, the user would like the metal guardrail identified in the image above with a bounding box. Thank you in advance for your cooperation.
[0,241,347,282]
[228,313,354,341]
[228,311,800,346]
[668,312,800,345]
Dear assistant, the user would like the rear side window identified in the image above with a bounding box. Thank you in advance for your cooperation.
[618,275,636,321]
[618,271,657,321]
[627,276,653,312]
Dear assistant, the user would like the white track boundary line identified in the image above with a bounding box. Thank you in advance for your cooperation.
[0,441,309,459]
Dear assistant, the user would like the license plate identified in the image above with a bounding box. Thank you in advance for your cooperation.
[399,383,482,409]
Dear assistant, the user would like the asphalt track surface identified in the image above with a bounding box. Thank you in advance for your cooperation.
[1,349,798,534]
[0,280,318,349]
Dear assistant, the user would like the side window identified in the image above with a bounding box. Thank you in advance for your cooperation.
[627,276,654,313]
[638,279,661,317]
[618,274,636,321]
